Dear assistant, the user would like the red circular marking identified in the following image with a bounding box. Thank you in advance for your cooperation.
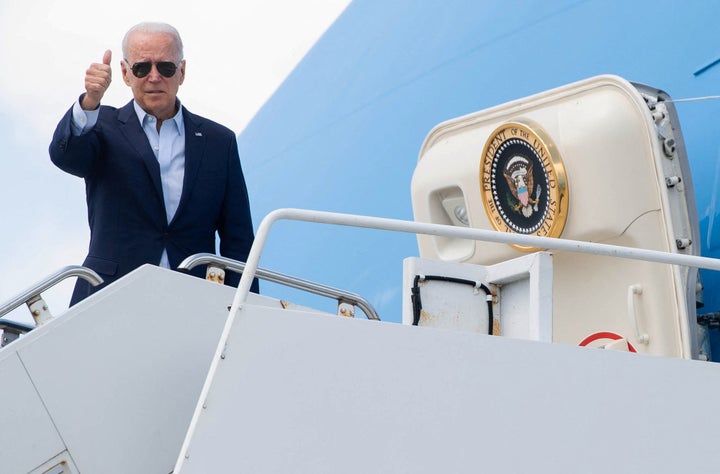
[578,331,637,353]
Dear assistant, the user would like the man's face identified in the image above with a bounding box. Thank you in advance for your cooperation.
[121,31,185,120]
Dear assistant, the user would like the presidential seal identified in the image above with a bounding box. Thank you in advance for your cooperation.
[480,121,568,249]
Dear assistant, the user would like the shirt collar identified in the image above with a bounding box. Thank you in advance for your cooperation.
[133,99,185,133]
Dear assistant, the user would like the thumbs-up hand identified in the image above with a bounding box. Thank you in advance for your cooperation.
[81,50,112,110]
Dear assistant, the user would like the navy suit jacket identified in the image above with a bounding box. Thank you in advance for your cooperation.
[49,99,257,304]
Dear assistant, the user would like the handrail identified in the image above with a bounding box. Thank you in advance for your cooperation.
[178,253,381,321]
[0,319,35,347]
[230,208,720,322]
[0,319,34,333]
[0,265,104,319]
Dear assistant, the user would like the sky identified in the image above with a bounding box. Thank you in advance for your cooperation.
[0,0,349,325]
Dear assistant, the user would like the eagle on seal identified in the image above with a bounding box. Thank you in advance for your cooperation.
[503,155,538,218]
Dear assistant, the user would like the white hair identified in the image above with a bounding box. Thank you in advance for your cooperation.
[122,22,184,60]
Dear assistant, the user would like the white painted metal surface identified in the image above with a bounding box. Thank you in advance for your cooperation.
[0,265,278,473]
[403,257,495,332]
[29,452,79,474]
[175,302,720,473]
[0,354,65,473]
[402,253,553,342]
[485,252,553,341]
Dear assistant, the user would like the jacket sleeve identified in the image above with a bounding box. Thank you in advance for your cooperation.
[218,135,259,292]
[49,104,100,178]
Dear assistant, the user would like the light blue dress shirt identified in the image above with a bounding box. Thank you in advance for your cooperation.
[71,99,186,268]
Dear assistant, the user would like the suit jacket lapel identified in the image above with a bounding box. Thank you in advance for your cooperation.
[117,101,164,204]
[174,107,205,223]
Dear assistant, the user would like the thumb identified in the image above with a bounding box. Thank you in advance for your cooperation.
[102,49,112,65]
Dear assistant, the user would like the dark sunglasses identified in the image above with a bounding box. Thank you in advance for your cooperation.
[126,60,178,78]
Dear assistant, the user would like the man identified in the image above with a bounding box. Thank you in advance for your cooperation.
[50,22,257,304]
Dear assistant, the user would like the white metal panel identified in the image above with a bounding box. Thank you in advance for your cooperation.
[402,257,491,331]
[29,451,79,474]
[8,265,269,474]
[0,353,65,474]
[402,253,553,342]
[15,266,238,473]
[486,251,553,341]
[176,303,720,473]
